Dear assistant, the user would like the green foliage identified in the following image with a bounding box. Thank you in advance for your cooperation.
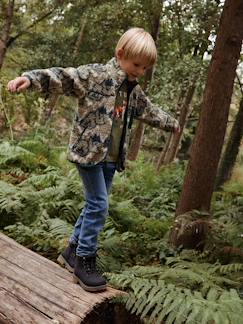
[5,217,72,254]
[211,182,243,250]
[0,141,83,229]
[0,139,243,324]
[1,2,242,322]
[112,154,183,219]
[96,158,184,267]
[107,257,243,324]
[1,0,224,166]
[0,139,78,255]
[0,141,46,171]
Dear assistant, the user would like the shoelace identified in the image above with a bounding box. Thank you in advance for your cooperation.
[83,257,98,274]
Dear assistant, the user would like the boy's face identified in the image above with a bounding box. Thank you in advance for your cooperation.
[117,49,150,81]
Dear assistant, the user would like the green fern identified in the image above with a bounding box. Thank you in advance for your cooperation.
[216,263,243,274]
[107,271,243,324]
[0,164,83,229]
[0,181,24,213]
[5,216,72,252]
[0,141,47,170]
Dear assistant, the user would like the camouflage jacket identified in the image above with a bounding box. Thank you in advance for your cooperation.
[22,58,178,169]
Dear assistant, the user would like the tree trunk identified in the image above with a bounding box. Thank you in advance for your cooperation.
[127,66,152,161]
[156,132,172,170]
[73,13,87,58]
[158,81,196,168]
[41,94,60,124]
[0,0,15,69]
[128,121,145,161]
[158,0,220,168]
[215,96,243,189]
[128,1,162,161]
[0,43,7,70]
[170,0,243,248]
[156,89,187,169]
[165,82,196,164]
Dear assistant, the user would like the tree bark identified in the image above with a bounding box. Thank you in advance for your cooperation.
[215,96,243,189]
[41,94,60,124]
[157,1,220,169]
[158,81,196,167]
[73,13,87,58]
[170,0,243,248]
[128,121,145,161]
[127,67,153,161]
[0,0,15,69]
[156,89,186,169]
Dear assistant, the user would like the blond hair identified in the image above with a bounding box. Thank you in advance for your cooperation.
[115,27,157,66]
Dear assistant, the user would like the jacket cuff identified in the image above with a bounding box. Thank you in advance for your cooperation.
[21,73,33,86]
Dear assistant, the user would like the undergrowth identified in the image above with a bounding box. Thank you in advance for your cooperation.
[0,139,242,323]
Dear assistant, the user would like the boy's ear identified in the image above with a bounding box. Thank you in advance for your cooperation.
[116,48,124,59]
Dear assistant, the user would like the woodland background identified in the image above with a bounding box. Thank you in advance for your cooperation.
[0,1,243,323]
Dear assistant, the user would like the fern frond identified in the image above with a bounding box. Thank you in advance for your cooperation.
[47,218,73,239]
[20,170,61,188]
[174,297,193,324]
[0,142,45,170]
[107,268,243,324]
[140,285,163,319]
[0,181,24,213]
[216,263,243,274]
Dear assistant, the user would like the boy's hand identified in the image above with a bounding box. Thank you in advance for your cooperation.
[7,77,31,93]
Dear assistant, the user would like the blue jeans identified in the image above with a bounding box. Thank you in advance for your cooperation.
[70,162,116,256]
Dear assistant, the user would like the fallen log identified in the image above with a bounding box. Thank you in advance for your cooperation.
[0,233,141,324]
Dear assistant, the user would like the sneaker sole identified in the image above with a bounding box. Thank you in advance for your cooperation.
[73,274,107,292]
[57,254,74,273]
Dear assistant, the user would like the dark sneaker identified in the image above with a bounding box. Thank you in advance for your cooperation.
[73,255,107,292]
[57,242,77,273]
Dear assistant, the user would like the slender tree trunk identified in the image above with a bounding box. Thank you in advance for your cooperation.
[128,121,145,161]
[156,89,187,169]
[165,82,196,164]
[41,94,60,124]
[170,0,243,248]
[73,14,87,58]
[0,0,15,69]
[156,132,172,170]
[157,81,196,168]
[128,1,162,161]
[215,96,243,189]
[157,1,220,169]
[127,68,153,161]
[0,44,7,70]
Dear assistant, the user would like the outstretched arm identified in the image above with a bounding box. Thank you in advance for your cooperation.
[135,87,180,133]
[8,66,89,98]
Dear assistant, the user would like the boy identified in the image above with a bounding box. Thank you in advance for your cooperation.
[7,27,179,292]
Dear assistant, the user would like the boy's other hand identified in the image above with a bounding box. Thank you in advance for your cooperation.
[7,77,31,93]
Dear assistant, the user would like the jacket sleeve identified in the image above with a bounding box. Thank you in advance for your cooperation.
[22,66,89,98]
[134,86,179,132]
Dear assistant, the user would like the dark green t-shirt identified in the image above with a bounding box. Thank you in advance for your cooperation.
[106,81,128,162]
